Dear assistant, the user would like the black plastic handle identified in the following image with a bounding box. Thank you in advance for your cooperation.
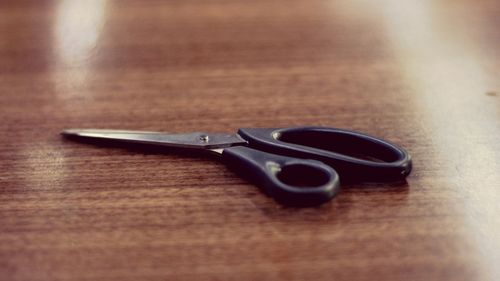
[222,146,340,207]
[237,127,412,182]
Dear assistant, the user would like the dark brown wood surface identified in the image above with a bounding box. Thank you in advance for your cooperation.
[1,1,500,280]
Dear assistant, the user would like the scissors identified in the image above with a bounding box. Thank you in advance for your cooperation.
[62,127,412,207]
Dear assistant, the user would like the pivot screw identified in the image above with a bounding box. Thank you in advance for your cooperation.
[199,135,210,142]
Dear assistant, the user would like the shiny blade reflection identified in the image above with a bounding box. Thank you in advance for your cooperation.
[61,129,247,149]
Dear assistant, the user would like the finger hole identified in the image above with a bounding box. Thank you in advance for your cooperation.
[276,163,331,188]
[276,129,402,163]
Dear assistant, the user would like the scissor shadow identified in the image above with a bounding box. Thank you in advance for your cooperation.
[244,180,410,225]
[242,176,409,219]
[341,179,410,190]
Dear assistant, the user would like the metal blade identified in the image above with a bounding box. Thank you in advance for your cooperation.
[61,129,247,149]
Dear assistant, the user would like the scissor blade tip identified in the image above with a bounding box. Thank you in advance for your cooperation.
[61,129,84,136]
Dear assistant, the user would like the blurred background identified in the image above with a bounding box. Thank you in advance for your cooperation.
[1,1,499,280]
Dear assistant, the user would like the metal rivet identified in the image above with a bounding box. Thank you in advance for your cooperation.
[199,135,209,142]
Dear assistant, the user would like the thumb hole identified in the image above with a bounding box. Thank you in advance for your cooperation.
[276,162,332,188]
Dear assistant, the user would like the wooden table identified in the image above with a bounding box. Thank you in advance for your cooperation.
[1,1,499,280]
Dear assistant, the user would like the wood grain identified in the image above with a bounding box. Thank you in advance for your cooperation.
[1,0,500,280]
